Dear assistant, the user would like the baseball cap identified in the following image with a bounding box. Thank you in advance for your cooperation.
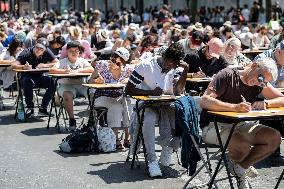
[207,38,224,59]
[190,31,204,46]
[114,47,130,61]
[35,38,49,51]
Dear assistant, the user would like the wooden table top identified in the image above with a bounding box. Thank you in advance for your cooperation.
[241,49,264,54]
[208,107,284,119]
[0,63,11,67]
[131,95,179,101]
[48,73,92,77]
[186,77,212,83]
[82,83,125,89]
[13,68,50,72]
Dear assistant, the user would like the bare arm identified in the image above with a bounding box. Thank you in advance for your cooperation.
[77,66,94,73]
[200,84,251,112]
[173,61,189,95]
[125,82,163,96]
[261,83,284,108]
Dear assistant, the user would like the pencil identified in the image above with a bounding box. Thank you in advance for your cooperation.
[241,95,246,102]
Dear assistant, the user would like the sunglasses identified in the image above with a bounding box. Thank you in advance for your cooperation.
[257,74,268,87]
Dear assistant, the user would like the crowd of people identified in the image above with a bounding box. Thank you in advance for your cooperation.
[0,3,284,189]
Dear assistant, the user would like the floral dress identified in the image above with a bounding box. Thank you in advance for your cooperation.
[93,60,133,97]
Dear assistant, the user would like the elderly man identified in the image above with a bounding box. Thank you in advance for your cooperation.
[200,57,283,189]
[125,43,188,177]
[184,37,228,78]
[254,41,284,87]
[12,38,59,118]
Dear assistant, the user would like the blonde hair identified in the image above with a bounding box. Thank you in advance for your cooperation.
[68,26,82,40]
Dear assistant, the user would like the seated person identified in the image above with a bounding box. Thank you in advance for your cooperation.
[49,41,94,130]
[89,47,133,149]
[200,57,283,189]
[125,43,188,177]
[12,38,58,118]
[222,37,252,69]
[0,36,23,90]
[184,37,228,78]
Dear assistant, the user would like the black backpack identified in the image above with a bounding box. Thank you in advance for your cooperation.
[59,125,99,153]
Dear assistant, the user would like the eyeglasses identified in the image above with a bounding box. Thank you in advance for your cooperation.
[257,74,268,87]
[68,49,80,54]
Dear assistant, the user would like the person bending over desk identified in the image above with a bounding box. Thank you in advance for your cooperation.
[12,38,59,118]
[89,47,133,150]
[49,41,94,130]
[125,43,188,177]
[200,57,284,189]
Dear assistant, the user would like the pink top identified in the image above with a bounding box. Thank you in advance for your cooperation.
[59,40,95,59]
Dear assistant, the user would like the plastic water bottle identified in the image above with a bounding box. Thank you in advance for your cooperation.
[17,98,25,121]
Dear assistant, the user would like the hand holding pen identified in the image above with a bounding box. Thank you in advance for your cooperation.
[236,95,251,112]
[193,67,206,78]
[152,82,163,96]
[23,61,32,70]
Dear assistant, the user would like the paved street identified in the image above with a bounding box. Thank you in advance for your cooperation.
[0,95,283,189]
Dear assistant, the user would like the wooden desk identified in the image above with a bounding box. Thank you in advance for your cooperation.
[129,95,178,170]
[207,108,284,189]
[14,68,51,121]
[82,83,126,128]
[241,49,264,54]
[186,77,212,83]
[47,72,92,131]
[277,88,284,93]
[0,63,11,67]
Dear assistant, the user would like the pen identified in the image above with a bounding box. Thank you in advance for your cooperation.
[240,95,246,102]
[198,67,204,73]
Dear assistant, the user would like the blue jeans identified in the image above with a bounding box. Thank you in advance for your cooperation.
[20,75,53,109]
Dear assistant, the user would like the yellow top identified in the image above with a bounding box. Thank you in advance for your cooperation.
[186,77,212,83]
[131,95,178,101]
[48,73,92,77]
[82,83,125,89]
[13,68,50,72]
[208,107,284,118]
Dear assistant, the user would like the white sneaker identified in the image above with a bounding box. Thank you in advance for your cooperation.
[246,166,258,178]
[236,176,251,189]
[148,161,162,177]
[160,146,173,166]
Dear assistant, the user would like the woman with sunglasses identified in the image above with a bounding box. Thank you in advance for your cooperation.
[222,37,252,69]
[89,47,134,150]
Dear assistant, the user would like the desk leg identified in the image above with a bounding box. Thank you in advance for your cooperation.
[47,78,58,129]
[87,89,99,152]
[208,119,237,189]
[131,101,148,172]
[274,168,284,189]
[14,72,26,121]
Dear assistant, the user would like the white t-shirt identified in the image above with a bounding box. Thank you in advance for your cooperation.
[54,57,91,85]
[128,56,178,95]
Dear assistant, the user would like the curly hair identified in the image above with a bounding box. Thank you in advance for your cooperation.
[163,42,185,60]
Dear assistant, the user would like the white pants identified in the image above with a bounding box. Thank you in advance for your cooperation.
[94,96,132,128]
[142,105,175,162]
[0,67,15,89]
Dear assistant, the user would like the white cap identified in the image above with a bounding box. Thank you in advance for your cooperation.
[114,47,130,61]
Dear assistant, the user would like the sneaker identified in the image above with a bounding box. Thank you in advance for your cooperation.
[25,108,34,118]
[160,146,173,166]
[246,166,258,178]
[68,119,76,131]
[38,108,53,117]
[236,176,251,189]
[148,161,162,177]
[228,159,258,179]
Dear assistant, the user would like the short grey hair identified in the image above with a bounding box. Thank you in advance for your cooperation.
[255,57,278,81]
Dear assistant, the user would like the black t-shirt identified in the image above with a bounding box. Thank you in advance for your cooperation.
[200,68,263,127]
[17,47,56,68]
[183,47,228,77]
[17,47,56,76]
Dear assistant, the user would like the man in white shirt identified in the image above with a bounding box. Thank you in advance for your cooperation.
[125,43,188,177]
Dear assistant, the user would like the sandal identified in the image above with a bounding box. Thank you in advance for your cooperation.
[123,139,131,148]
[116,140,123,150]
